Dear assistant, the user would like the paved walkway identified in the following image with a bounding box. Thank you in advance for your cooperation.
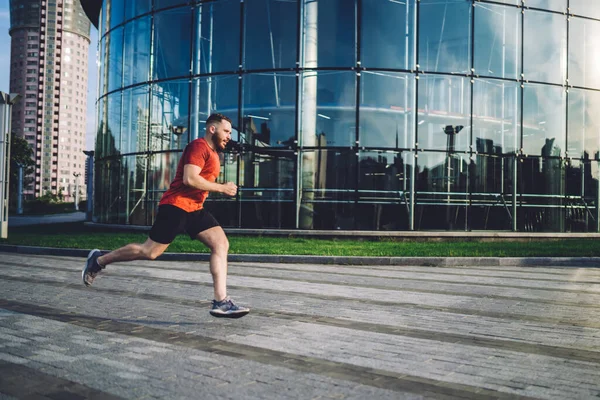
[0,252,599,399]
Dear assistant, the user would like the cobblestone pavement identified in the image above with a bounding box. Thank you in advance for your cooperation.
[0,253,599,399]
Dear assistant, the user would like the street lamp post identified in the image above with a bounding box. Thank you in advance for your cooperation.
[73,172,81,211]
[0,92,21,239]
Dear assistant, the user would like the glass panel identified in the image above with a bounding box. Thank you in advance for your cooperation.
[190,75,239,140]
[523,10,566,84]
[417,75,470,152]
[100,1,107,36]
[522,84,566,157]
[568,89,600,159]
[239,151,296,228]
[359,71,415,149]
[415,151,469,230]
[469,154,515,230]
[121,86,150,154]
[94,159,121,223]
[98,37,107,96]
[357,150,411,230]
[102,92,122,156]
[418,0,471,74]
[193,0,241,75]
[120,154,149,225]
[300,71,356,148]
[155,0,188,12]
[123,16,151,87]
[147,151,181,208]
[107,27,123,92]
[150,80,190,151]
[107,0,124,29]
[301,0,356,68]
[487,0,519,4]
[570,0,600,19]
[153,8,192,80]
[518,156,565,232]
[473,79,520,154]
[242,72,296,148]
[360,0,415,69]
[125,0,151,21]
[565,159,597,232]
[526,0,566,13]
[568,17,600,90]
[474,3,520,80]
[244,0,297,70]
[299,149,357,230]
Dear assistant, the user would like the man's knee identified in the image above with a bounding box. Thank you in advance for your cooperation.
[208,236,229,254]
[139,243,166,260]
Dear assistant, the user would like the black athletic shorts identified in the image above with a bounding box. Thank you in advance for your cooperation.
[149,204,220,244]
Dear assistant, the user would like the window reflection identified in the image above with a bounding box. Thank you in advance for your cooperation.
[121,86,149,154]
[357,151,412,231]
[107,27,123,92]
[300,71,356,148]
[124,0,150,21]
[474,3,520,80]
[123,17,150,87]
[472,79,520,154]
[522,84,566,157]
[190,75,239,140]
[193,0,240,75]
[301,0,356,68]
[523,10,566,85]
[415,151,469,230]
[150,80,190,151]
[417,75,470,152]
[106,0,124,31]
[244,0,297,70]
[237,151,295,228]
[100,92,122,156]
[361,0,414,69]
[360,71,414,149]
[120,155,149,225]
[570,0,600,19]
[418,0,471,74]
[299,149,357,230]
[569,17,600,90]
[153,8,192,80]
[526,0,566,13]
[242,73,296,148]
[568,89,600,159]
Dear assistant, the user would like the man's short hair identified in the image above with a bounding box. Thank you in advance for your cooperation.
[206,113,232,128]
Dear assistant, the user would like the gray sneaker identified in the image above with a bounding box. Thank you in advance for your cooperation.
[82,249,103,287]
[209,297,250,319]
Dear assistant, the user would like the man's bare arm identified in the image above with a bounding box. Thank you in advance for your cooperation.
[182,164,237,196]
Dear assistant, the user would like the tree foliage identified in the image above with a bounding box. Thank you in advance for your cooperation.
[9,133,35,209]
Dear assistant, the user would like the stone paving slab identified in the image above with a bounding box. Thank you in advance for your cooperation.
[0,252,599,399]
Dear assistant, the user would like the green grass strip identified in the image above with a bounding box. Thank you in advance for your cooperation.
[2,222,600,257]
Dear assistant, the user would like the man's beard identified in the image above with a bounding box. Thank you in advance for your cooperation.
[211,136,225,152]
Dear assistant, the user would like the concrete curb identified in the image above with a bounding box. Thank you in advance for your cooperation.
[0,244,599,267]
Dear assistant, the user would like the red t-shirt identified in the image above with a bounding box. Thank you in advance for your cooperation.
[159,138,220,212]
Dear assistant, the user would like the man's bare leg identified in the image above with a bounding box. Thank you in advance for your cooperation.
[196,226,229,301]
[98,238,170,267]
[196,226,249,318]
[83,238,169,287]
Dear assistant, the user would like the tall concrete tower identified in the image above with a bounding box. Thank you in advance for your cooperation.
[9,0,90,201]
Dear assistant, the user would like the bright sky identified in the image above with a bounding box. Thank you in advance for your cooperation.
[0,2,99,151]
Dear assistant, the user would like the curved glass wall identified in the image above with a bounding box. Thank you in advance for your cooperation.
[94,0,600,232]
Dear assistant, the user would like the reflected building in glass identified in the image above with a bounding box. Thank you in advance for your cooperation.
[81,0,600,232]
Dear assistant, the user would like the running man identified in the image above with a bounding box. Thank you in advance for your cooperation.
[82,113,249,318]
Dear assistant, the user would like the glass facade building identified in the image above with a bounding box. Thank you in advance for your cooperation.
[93,0,600,232]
